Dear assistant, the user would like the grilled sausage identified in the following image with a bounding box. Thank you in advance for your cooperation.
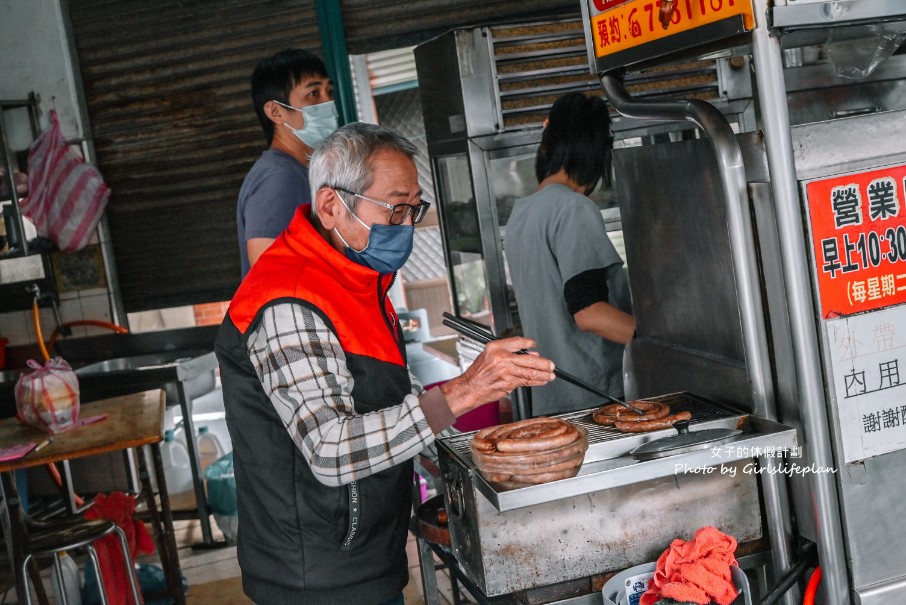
[592,401,671,425]
[495,421,578,452]
[614,410,692,433]
[471,419,588,487]
[472,417,554,453]
[472,436,588,471]
[492,460,585,488]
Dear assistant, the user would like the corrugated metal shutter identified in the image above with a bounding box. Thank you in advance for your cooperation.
[67,0,321,312]
[340,0,579,55]
[66,0,579,313]
[372,87,434,208]
[367,47,418,94]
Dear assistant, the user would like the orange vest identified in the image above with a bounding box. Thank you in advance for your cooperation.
[215,205,413,604]
[228,205,404,369]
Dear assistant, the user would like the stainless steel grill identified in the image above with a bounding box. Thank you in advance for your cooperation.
[574,392,739,441]
[443,392,742,465]
[436,394,796,596]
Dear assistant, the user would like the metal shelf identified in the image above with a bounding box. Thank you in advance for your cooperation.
[774,0,906,29]
[0,94,39,259]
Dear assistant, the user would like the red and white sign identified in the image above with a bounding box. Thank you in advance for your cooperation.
[807,164,906,318]
[591,0,633,11]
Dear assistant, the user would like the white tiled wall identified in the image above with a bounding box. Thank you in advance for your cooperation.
[128,306,197,333]
[0,287,114,347]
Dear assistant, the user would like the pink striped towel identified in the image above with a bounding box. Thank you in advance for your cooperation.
[23,109,110,252]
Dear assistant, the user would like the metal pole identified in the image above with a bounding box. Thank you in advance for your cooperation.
[59,0,129,328]
[315,0,357,125]
[600,74,798,605]
[749,1,851,602]
[176,380,217,547]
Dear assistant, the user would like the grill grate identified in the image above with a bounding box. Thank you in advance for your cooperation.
[443,392,739,463]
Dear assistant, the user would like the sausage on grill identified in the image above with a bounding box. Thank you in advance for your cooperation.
[473,417,580,453]
[614,410,692,433]
[592,401,671,425]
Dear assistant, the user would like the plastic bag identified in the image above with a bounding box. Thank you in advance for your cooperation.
[15,357,80,434]
[825,26,906,80]
[23,109,110,252]
[204,451,238,543]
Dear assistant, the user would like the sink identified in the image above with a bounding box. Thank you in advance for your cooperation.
[74,350,218,404]
[53,325,219,404]
[54,325,219,364]
[0,326,220,412]
[76,350,209,375]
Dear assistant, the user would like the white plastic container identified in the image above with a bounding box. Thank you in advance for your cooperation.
[51,550,82,605]
[196,425,225,476]
[160,429,196,510]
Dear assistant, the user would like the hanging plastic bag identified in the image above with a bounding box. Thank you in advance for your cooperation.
[825,26,906,80]
[204,452,238,543]
[15,357,80,434]
[22,109,110,252]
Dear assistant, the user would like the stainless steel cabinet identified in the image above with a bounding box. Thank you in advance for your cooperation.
[430,132,539,336]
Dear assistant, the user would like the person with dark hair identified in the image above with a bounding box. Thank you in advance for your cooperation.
[506,92,636,415]
[236,48,338,276]
[217,122,556,605]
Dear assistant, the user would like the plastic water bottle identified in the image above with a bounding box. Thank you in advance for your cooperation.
[160,429,195,510]
[51,551,82,605]
[196,426,225,476]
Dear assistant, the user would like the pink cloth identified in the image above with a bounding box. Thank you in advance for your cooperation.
[640,526,739,605]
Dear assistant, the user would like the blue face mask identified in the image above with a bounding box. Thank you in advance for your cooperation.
[333,190,414,274]
[276,100,338,150]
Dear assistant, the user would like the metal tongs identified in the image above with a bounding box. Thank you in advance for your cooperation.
[441,312,645,415]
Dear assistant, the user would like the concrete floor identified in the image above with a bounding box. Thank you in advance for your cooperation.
[159,517,472,605]
[1,516,470,604]
[165,520,472,605]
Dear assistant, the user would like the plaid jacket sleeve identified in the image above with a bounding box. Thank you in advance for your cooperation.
[247,302,435,486]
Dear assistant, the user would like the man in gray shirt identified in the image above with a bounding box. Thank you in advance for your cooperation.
[507,93,635,415]
[237,48,338,276]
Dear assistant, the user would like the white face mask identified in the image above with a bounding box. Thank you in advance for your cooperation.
[274,99,339,150]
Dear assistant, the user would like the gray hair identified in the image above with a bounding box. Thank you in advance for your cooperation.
[309,122,418,217]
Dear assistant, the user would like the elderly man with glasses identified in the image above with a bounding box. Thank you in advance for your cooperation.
[216,122,555,605]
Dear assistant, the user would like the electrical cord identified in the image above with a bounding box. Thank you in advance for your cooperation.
[803,566,822,605]
[47,319,129,352]
[759,540,819,605]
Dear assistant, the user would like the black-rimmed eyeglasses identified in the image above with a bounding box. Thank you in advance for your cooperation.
[335,187,431,225]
